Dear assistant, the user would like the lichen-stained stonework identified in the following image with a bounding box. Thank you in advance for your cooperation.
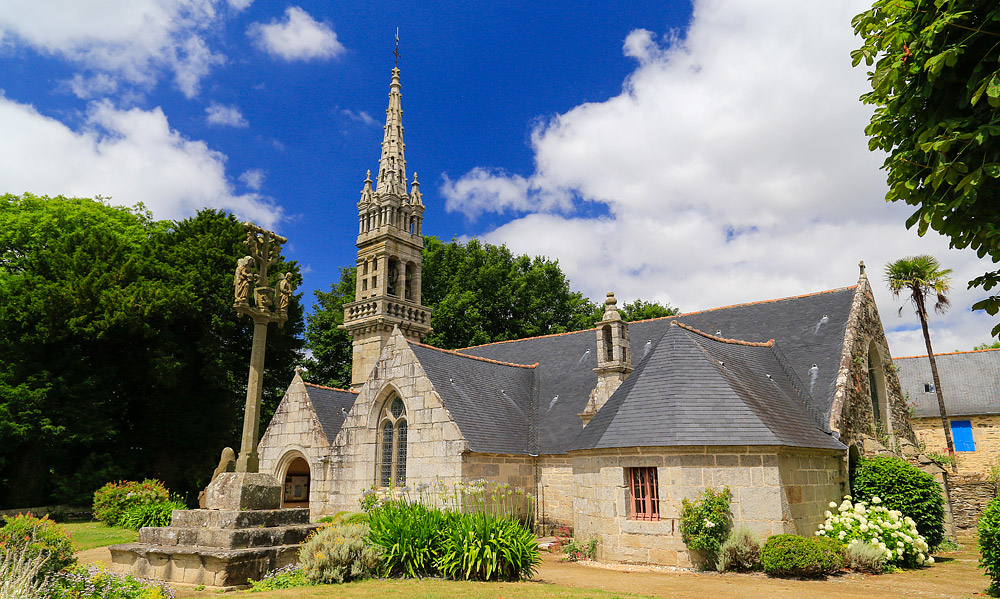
[829,269,918,454]
[568,447,844,567]
[913,414,1000,475]
[322,327,468,515]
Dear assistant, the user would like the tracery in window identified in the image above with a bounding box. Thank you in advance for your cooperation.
[377,395,408,487]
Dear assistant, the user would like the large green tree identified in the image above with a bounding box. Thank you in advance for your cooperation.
[0,194,303,507]
[852,1,1000,335]
[885,255,957,470]
[305,236,676,388]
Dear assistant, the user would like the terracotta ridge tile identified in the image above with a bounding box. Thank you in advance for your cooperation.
[674,321,774,347]
[304,382,359,394]
[411,341,538,369]
[894,346,1000,360]
[458,285,857,349]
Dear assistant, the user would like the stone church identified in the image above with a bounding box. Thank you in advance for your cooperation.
[258,64,918,566]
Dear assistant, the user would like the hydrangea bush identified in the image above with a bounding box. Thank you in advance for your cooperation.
[815,495,933,568]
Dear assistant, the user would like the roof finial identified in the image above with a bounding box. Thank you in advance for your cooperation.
[859,260,866,275]
[394,27,400,66]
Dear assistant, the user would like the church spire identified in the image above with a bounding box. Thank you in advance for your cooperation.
[375,64,407,198]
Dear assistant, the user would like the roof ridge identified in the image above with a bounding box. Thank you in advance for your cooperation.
[674,321,774,347]
[457,285,857,350]
[895,347,1000,360]
[304,382,359,394]
[411,341,538,369]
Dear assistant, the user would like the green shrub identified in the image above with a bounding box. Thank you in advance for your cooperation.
[49,563,174,598]
[117,500,187,531]
[852,456,945,550]
[816,495,932,567]
[436,513,540,581]
[716,526,762,573]
[812,535,845,574]
[317,511,368,525]
[298,522,381,584]
[762,534,837,578]
[367,500,448,578]
[679,486,732,568]
[92,480,169,527]
[247,565,312,592]
[0,513,76,579]
[979,496,1000,594]
[845,540,888,574]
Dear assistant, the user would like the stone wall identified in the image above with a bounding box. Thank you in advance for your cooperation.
[258,374,333,517]
[569,446,844,567]
[829,272,918,455]
[948,473,997,532]
[536,456,574,530]
[320,328,468,517]
[913,414,1000,475]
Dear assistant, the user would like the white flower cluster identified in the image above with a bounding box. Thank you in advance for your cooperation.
[815,495,933,567]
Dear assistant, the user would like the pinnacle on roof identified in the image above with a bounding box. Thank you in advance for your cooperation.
[375,66,408,198]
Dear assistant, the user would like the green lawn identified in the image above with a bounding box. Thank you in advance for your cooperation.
[59,521,137,551]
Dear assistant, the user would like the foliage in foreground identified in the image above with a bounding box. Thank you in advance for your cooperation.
[851,1,1000,335]
[247,564,313,592]
[49,564,175,599]
[300,522,381,584]
[679,486,732,569]
[979,496,1000,594]
[0,541,52,599]
[761,534,842,578]
[845,540,888,574]
[852,456,945,551]
[562,537,598,562]
[816,495,933,567]
[0,513,76,580]
[716,526,762,573]
[117,499,188,530]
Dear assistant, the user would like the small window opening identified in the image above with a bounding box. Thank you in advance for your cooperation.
[628,467,659,521]
[924,383,935,393]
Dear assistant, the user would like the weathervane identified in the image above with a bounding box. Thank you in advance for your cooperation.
[394,27,400,66]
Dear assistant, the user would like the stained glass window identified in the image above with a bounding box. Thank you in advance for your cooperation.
[376,394,408,487]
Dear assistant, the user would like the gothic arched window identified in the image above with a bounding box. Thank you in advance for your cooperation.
[377,395,407,487]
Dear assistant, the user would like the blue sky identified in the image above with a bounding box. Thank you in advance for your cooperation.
[0,0,996,356]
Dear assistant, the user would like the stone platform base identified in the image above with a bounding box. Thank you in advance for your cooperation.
[108,508,318,589]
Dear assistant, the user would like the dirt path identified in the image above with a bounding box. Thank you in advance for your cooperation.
[531,543,986,599]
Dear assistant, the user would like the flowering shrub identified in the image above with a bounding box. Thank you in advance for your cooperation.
[92,480,169,527]
[0,513,76,580]
[49,564,175,599]
[562,537,597,562]
[247,564,311,592]
[679,486,732,569]
[852,456,945,550]
[815,495,933,567]
[299,522,381,584]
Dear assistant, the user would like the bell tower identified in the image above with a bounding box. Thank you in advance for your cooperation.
[341,63,432,388]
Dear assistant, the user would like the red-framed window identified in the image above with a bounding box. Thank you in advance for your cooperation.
[628,467,659,521]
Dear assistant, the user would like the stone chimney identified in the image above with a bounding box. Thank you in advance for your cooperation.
[579,292,633,426]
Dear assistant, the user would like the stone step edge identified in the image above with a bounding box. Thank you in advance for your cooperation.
[140,523,319,532]
[108,542,303,559]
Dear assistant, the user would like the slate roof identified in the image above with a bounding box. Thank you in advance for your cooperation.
[574,323,843,450]
[458,286,855,454]
[895,349,1000,417]
[304,383,359,443]
[410,343,536,454]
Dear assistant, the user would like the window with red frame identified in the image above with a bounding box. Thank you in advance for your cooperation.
[628,467,659,521]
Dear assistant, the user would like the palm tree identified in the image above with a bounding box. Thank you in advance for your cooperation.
[885,255,956,472]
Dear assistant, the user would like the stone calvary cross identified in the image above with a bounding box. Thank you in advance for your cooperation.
[233,222,293,473]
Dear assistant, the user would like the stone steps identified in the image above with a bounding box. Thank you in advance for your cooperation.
[109,542,303,588]
[138,523,315,549]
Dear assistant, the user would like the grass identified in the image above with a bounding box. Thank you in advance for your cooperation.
[59,521,138,551]
[177,578,644,599]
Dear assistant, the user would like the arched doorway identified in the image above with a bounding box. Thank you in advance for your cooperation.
[282,456,310,509]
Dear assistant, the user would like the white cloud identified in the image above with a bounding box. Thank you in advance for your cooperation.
[340,109,376,126]
[248,7,344,61]
[0,95,281,227]
[64,73,119,99]
[0,0,227,98]
[205,101,248,127]
[239,168,264,190]
[441,0,999,357]
[228,0,252,10]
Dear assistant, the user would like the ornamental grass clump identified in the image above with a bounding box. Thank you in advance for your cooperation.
[716,526,762,573]
[844,540,888,574]
[367,499,447,578]
[117,498,187,531]
[0,543,53,599]
[815,495,932,568]
[679,486,732,569]
[299,522,381,584]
